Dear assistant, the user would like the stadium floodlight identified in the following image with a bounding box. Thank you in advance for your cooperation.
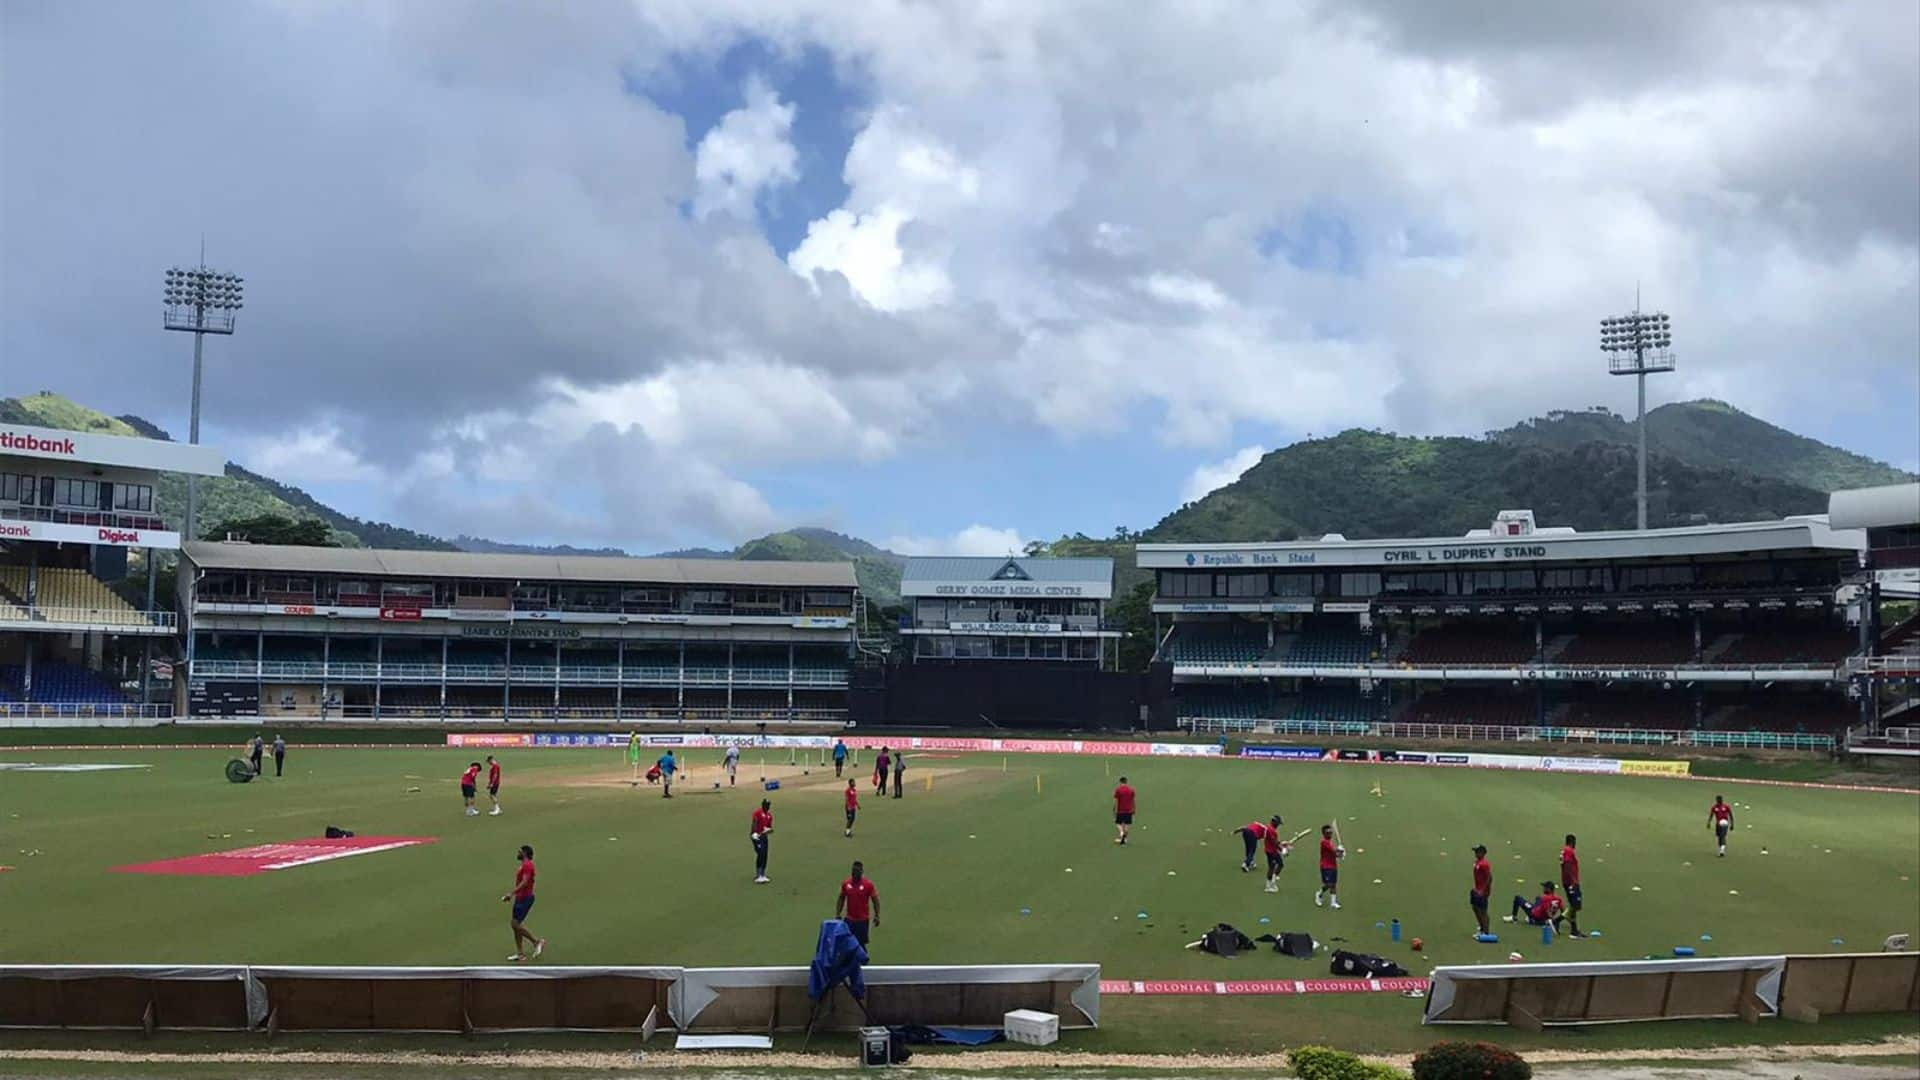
[1599,299,1675,531]
[162,263,245,544]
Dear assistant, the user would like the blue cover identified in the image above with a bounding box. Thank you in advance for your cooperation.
[929,1026,1002,1045]
[808,919,868,1001]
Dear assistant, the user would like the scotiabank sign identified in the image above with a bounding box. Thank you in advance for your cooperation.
[0,423,225,476]
[0,431,77,456]
[0,518,182,549]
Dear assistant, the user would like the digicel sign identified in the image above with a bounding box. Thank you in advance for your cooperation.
[0,430,79,457]
[1,519,182,550]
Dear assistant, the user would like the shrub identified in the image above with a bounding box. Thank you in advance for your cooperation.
[1290,1045,1411,1080]
[1411,1041,1532,1080]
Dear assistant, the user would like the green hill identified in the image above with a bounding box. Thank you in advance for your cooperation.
[736,527,904,607]
[1492,400,1912,492]
[1149,430,1829,543]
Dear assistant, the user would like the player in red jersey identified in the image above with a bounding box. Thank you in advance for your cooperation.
[460,762,482,817]
[1112,777,1136,845]
[1507,881,1565,932]
[834,860,881,951]
[750,799,774,883]
[500,844,545,961]
[1314,824,1343,909]
[1469,844,1492,935]
[1708,795,1735,856]
[844,779,860,837]
[486,755,503,816]
[1234,819,1269,872]
[1559,834,1584,937]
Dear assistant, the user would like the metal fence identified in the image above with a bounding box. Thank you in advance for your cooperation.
[1179,716,1836,752]
[188,660,849,688]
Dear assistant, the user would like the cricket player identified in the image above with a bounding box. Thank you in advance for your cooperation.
[723,744,741,787]
[1261,815,1295,893]
[1469,844,1492,936]
[501,844,545,961]
[835,860,880,950]
[657,750,677,799]
[1559,834,1585,937]
[1235,818,1269,871]
[844,779,860,837]
[750,798,774,883]
[1709,795,1735,856]
[1314,824,1343,909]
[486,755,503,815]
[833,739,849,777]
[461,761,483,816]
[1112,777,1136,845]
[873,747,891,795]
[1507,881,1566,932]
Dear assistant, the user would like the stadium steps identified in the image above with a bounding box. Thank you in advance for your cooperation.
[0,566,152,626]
[1540,634,1576,662]
[1699,633,1740,664]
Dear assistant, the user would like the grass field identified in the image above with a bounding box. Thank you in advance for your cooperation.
[2,742,1917,1055]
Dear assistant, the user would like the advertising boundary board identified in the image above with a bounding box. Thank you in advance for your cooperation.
[450,733,1224,757]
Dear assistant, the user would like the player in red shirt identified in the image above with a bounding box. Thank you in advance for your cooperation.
[1559,834,1585,937]
[750,799,774,883]
[1469,844,1492,935]
[844,780,860,838]
[1507,881,1565,932]
[460,762,482,817]
[1234,819,1269,872]
[1112,777,1136,845]
[834,860,881,950]
[1708,795,1735,856]
[485,755,503,816]
[1314,824,1343,909]
[500,844,545,961]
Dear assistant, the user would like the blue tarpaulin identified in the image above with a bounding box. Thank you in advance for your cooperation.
[807,919,868,1002]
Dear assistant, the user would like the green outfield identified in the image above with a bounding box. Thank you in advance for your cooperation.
[2,742,1916,1054]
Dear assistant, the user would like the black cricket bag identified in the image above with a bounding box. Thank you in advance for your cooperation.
[1276,931,1315,958]
[324,825,356,839]
[1202,923,1255,956]
[1329,949,1407,977]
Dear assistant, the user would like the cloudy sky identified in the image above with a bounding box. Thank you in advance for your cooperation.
[4,1,1915,554]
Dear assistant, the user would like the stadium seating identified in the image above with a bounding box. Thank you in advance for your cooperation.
[260,640,324,663]
[1556,693,1695,731]
[1281,685,1385,726]
[1283,617,1378,665]
[1555,623,1695,666]
[1175,683,1272,723]
[0,662,128,706]
[1718,625,1856,665]
[1165,622,1268,664]
[0,566,151,626]
[1400,623,1538,665]
[1704,694,1857,732]
[1405,688,1536,727]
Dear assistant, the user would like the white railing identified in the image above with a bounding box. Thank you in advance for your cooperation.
[222,705,848,725]
[1178,715,1836,752]
[1172,659,1846,683]
[0,703,174,724]
[188,660,850,688]
[0,606,175,630]
[1847,655,1920,676]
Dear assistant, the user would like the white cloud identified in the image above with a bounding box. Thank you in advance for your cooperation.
[1183,444,1267,504]
[886,525,1030,557]
[788,206,953,311]
[1137,272,1229,312]
[692,77,799,220]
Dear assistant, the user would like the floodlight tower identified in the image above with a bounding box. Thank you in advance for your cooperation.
[163,265,244,543]
[1599,302,1674,530]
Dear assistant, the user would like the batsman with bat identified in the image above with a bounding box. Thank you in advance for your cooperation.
[1314,823,1346,909]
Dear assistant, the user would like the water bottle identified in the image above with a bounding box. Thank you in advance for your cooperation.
[1390,918,1401,943]
[1541,921,1554,946]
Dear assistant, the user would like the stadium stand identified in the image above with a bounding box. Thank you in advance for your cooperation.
[1704,693,1858,732]
[1282,685,1385,726]
[0,566,152,626]
[1404,687,1537,727]
[1174,683,1272,725]
[1557,691,1696,731]
[1165,622,1268,664]
[1283,617,1378,665]
[1718,624,1856,665]
[1555,622,1696,666]
[1399,622,1538,665]
[0,662,128,706]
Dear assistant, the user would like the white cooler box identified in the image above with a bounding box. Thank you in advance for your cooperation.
[1003,1009,1059,1047]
